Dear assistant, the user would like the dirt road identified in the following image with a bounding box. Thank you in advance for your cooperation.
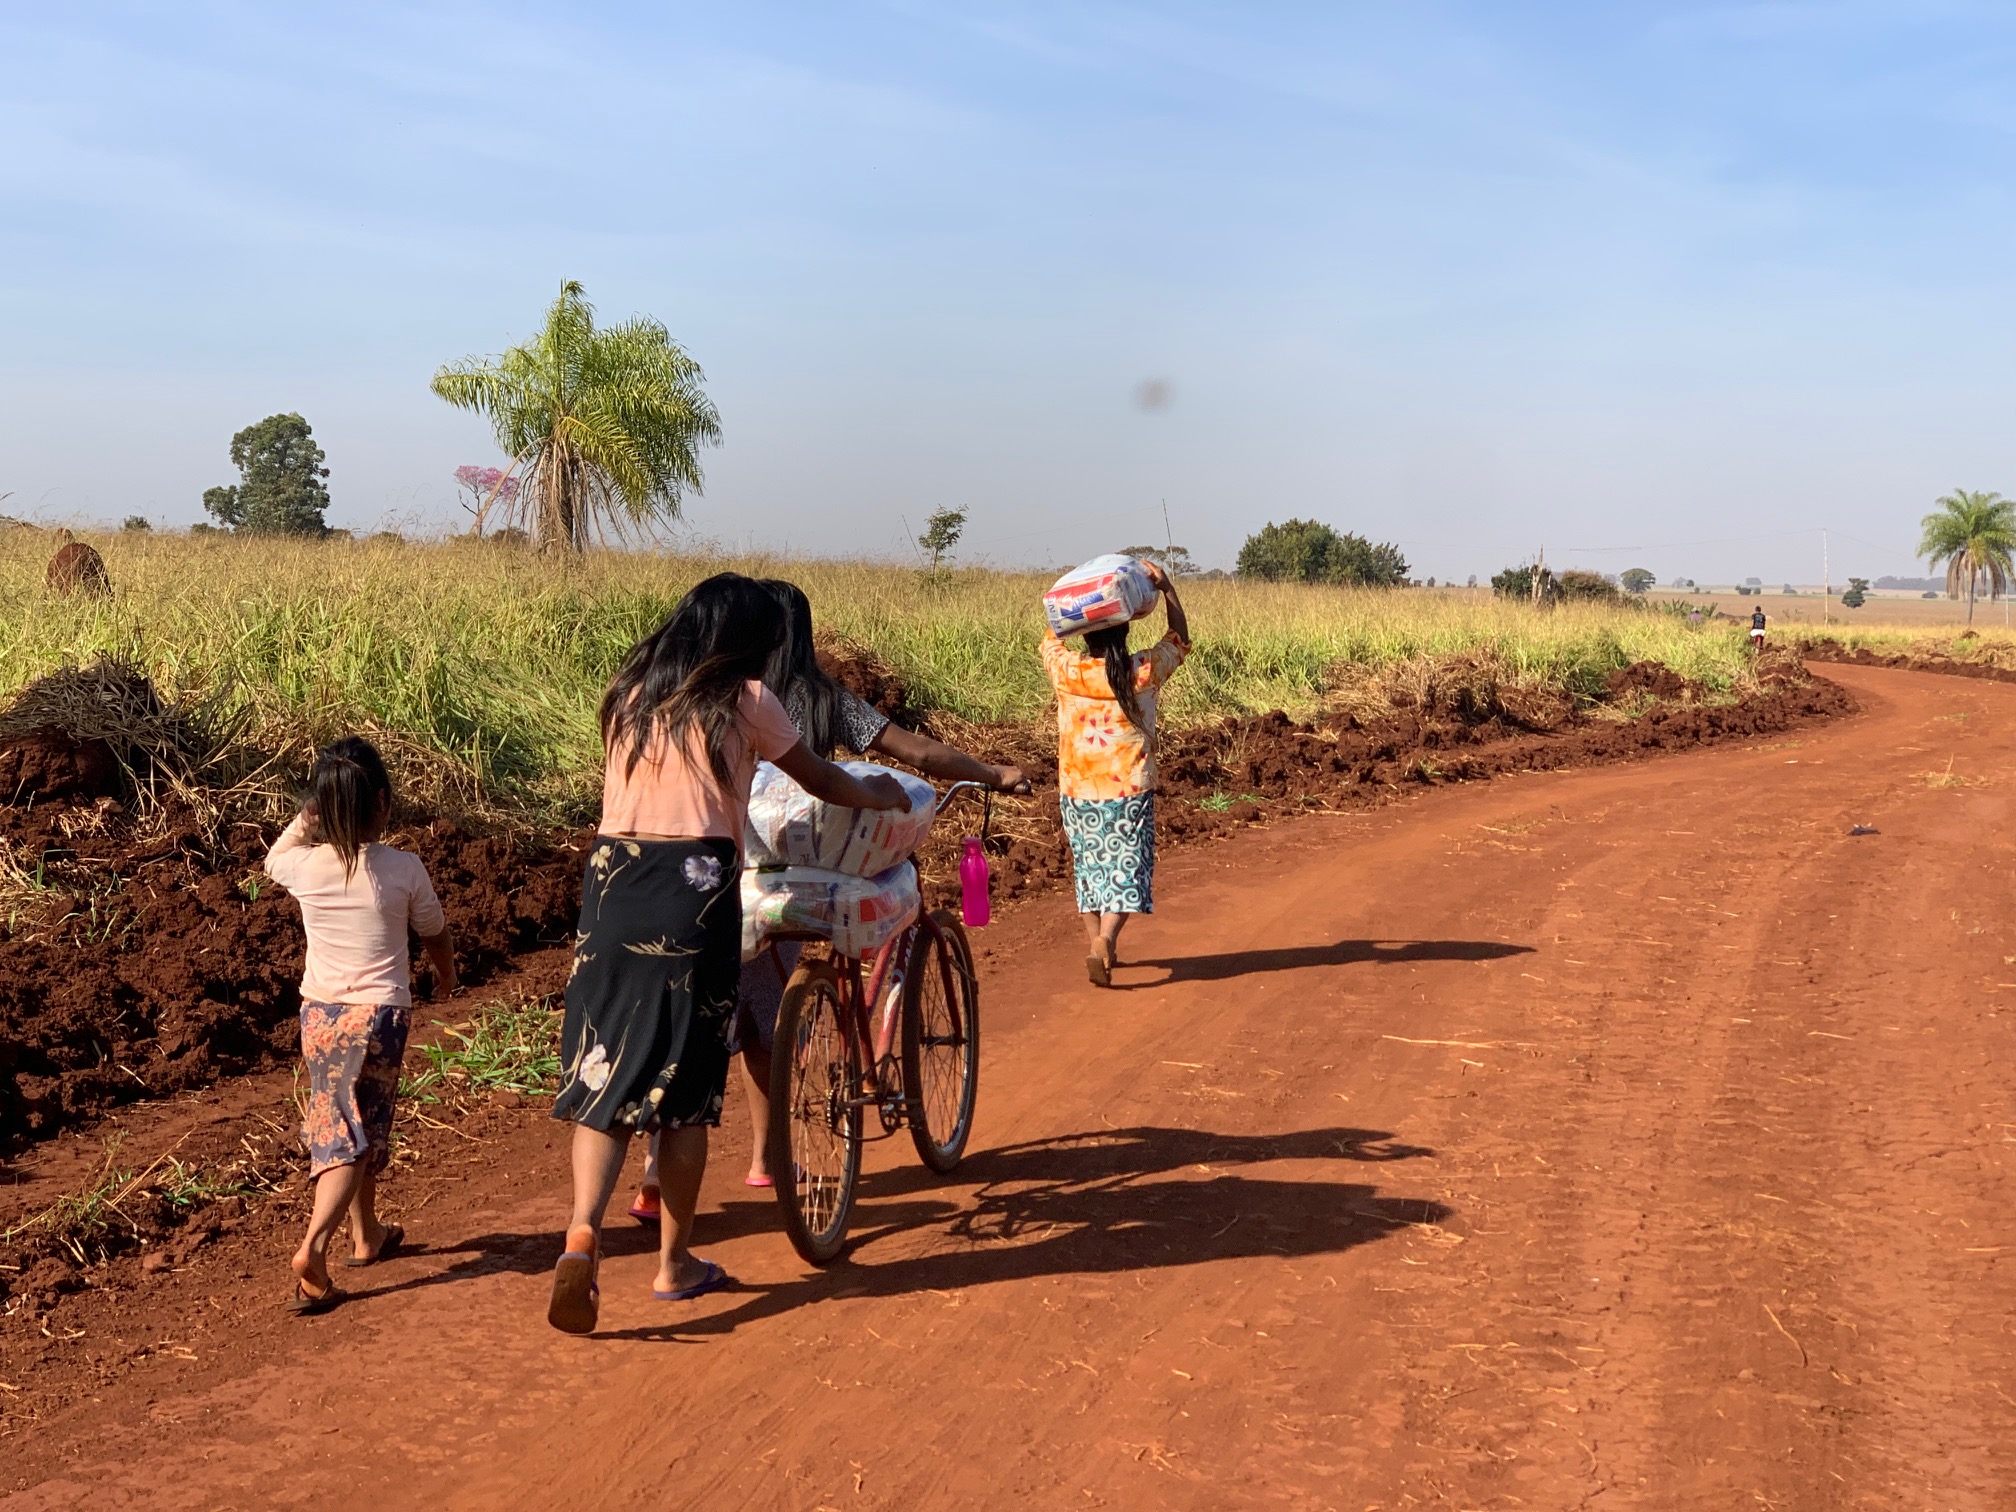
[9,662,2016,1510]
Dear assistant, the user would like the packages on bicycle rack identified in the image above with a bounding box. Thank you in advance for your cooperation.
[745,760,937,878]
[1043,552,1159,638]
[740,860,922,962]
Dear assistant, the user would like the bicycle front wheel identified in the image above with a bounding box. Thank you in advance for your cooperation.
[767,957,863,1265]
[901,909,980,1173]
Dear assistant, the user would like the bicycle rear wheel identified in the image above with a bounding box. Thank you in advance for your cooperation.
[767,957,863,1265]
[901,909,980,1173]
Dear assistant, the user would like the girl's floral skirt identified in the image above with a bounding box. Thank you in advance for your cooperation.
[1060,792,1156,915]
[300,1000,409,1177]
[552,836,742,1135]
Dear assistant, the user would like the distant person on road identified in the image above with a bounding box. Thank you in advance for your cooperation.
[548,573,908,1335]
[1750,606,1767,652]
[626,577,1028,1214]
[1041,559,1189,987]
[265,736,458,1317]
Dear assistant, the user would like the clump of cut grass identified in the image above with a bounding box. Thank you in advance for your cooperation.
[0,532,1767,825]
[404,994,562,1100]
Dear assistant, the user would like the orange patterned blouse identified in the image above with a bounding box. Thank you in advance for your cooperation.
[1040,630,1190,801]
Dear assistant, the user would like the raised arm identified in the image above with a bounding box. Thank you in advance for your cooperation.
[869,724,1028,793]
[1147,560,1190,643]
[774,740,911,811]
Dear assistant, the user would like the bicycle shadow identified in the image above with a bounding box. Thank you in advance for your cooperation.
[596,1123,1450,1342]
[1117,937,1533,987]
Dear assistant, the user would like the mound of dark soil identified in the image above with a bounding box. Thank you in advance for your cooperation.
[0,728,118,802]
[922,671,1855,910]
[1605,660,1698,702]
[0,803,588,1147]
[816,638,917,726]
[1801,639,2016,685]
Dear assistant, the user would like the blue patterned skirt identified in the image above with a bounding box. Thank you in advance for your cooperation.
[1060,793,1155,915]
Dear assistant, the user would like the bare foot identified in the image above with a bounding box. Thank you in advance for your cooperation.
[349,1216,390,1263]
[654,1252,719,1296]
[289,1247,332,1297]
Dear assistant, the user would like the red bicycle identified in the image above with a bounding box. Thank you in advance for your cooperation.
[762,782,989,1264]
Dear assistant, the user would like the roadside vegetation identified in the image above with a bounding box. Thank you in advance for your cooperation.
[0,529,1769,823]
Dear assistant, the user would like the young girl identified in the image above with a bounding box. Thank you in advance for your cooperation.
[548,572,908,1335]
[1040,559,1189,987]
[264,737,458,1316]
[625,577,1027,1214]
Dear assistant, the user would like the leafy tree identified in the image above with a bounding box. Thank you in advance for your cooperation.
[1491,563,1552,601]
[121,515,150,532]
[1555,569,1621,604]
[1620,567,1655,595]
[918,507,968,569]
[430,281,721,552]
[1841,576,1870,609]
[1119,544,1199,577]
[1466,574,1477,588]
[1236,519,1408,586]
[1918,488,2016,623]
[202,413,331,535]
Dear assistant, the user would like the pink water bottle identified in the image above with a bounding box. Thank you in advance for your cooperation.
[958,836,992,928]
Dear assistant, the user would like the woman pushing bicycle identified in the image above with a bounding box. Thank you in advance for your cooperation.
[546,573,910,1334]
[1041,559,1189,987]
[625,578,1028,1220]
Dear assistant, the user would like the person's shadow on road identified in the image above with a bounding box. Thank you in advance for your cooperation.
[1116,937,1533,987]
[584,1123,1450,1341]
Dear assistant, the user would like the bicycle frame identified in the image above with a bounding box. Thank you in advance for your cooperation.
[770,780,988,1123]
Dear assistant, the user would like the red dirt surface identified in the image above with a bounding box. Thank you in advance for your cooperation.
[8,663,2015,1508]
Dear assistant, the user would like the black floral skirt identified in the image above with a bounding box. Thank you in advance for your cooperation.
[551,836,741,1134]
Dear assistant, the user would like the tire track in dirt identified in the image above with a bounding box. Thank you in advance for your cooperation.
[5,664,2014,1510]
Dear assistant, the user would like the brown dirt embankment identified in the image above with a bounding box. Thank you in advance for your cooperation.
[1800,636,2016,684]
[0,650,1849,1150]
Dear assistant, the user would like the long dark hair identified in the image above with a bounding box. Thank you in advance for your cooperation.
[308,735,393,882]
[1083,624,1143,729]
[760,578,849,759]
[601,573,787,788]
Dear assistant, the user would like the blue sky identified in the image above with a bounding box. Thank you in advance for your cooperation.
[3,2,2014,583]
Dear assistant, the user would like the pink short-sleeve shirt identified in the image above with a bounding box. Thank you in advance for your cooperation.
[599,680,800,841]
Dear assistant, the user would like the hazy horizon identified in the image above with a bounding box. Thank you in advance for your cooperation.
[5,3,2014,586]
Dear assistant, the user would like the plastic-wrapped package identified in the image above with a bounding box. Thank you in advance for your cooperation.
[745,761,937,877]
[740,861,921,961]
[1043,553,1159,637]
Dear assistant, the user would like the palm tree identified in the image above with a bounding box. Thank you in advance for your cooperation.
[1919,489,2016,623]
[430,282,721,551]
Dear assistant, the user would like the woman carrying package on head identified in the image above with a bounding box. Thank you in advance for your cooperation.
[626,577,1028,1216]
[1041,557,1189,987]
[547,572,909,1335]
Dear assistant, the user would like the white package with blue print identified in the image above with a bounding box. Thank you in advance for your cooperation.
[740,861,922,962]
[744,761,938,878]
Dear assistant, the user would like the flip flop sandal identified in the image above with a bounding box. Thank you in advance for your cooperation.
[744,1173,775,1189]
[340,1223,405,1268]
[547,1249,600,1335]
[1086,952,1111,988]
[628,1187,662,1224]
[654,1259,730,1302]
[287,1278,345,1316]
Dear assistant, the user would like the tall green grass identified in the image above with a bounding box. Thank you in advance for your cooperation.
[0,531,1762,820]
